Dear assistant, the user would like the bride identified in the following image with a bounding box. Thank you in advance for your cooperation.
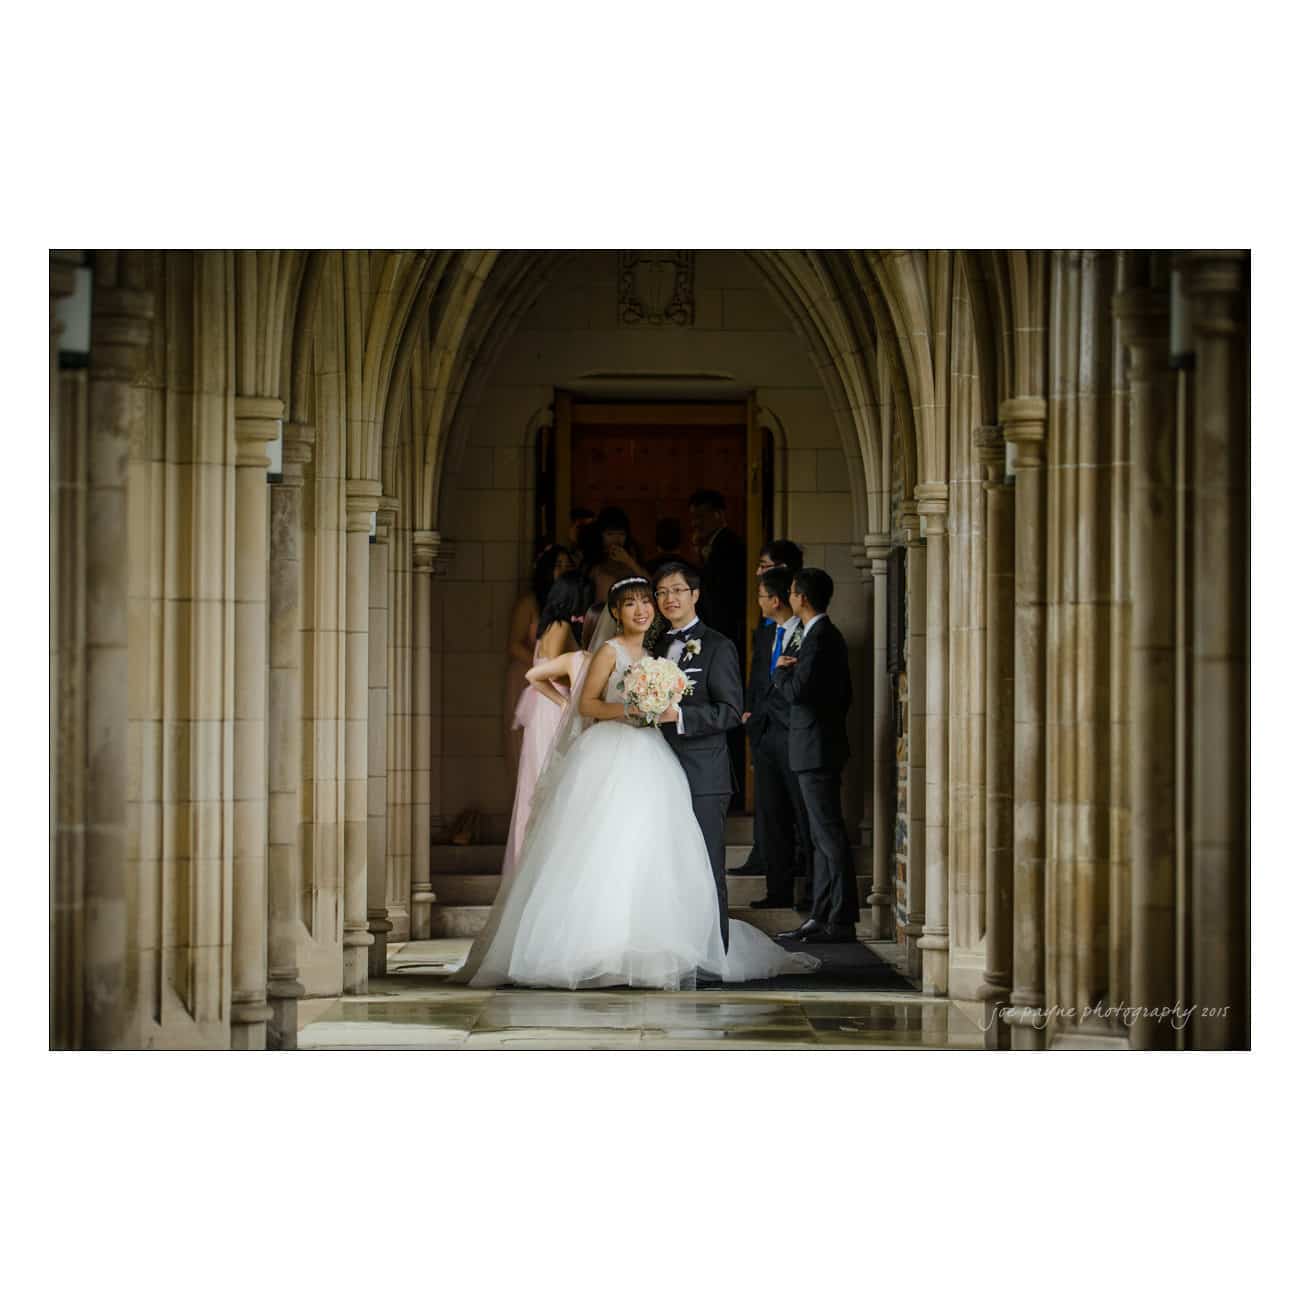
[457,575,819,990]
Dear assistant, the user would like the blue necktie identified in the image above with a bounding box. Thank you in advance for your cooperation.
[769,625,785,676]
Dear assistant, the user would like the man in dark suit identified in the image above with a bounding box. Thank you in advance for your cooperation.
[688,489,747,650]
[652,561,744,949]
[730,537,808,878]
[742,565,813,909]
[688,489,747,812]
[772,568,861,944]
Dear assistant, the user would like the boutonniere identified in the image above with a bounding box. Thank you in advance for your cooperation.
[681,637,703,664]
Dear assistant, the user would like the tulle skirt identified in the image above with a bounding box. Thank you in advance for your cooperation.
[465,718,819,990]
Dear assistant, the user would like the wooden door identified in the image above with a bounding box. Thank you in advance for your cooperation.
[555,396,762,806]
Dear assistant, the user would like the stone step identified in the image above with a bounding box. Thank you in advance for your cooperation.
[728,906,806,937]
[427,840,861,876]
[429,844,507,872]
[725,815,754,845]
[429,868,875,913]
[426,874,504,905]
[428,905,493,938]
[427,884,875,939]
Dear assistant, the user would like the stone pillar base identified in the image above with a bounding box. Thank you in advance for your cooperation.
[343,934,372,994]
[902,922,923,979]
[231,1000,272,1050]
[867,893,892,941]
[267,977,305,1050]
[919,936,949,996]
[1005,1002,1048,1050]
[367,916,393,978]
[976,982,1012,1050]
[411,890,436,939]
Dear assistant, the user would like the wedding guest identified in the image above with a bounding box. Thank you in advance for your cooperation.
[756,537,804,578]
[740,565,813,908]
[585,506,648,595]
[504,544,576,781]
[689,489,748,811]
[648,516,690,572]
[502,571,592,879]
[732,536,806,874]
[773,567,861,944]
[568,505,596,549]
[688,489,746,649]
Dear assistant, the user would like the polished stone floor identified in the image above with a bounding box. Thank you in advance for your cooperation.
[298,941,984,1050]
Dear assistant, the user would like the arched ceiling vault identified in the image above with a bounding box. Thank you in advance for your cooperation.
[285,249,1020,542]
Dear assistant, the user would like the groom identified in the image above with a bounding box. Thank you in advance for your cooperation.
[651,561,743,949]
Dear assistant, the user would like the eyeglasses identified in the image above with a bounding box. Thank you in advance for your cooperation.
[654,585,692,599]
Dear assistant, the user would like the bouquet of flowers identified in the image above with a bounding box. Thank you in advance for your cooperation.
[617,656,694,726]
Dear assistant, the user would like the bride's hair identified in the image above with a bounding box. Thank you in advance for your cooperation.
[608,575,653,626]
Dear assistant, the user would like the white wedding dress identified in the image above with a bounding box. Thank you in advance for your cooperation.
[460,639,819,990]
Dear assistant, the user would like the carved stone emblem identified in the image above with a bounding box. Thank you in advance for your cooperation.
[618,252,694,327]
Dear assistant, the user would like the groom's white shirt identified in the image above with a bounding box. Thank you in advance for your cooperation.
[665,616,701,735]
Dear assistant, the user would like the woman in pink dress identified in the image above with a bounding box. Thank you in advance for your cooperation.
[501,572,592,880]
[503,545,577,783]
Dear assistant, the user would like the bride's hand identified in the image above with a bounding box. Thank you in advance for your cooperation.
[659,703,680,724]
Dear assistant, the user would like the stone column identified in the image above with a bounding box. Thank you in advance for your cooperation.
[50,258,80,1048]
[1115,287,1177,1049]
[1184,252,1249,1049]
[367,497,398,978]
[1002,397,1049,1049]
[974,426,1014,1047]
[83,273,153,1048]
[864,534,895,939]
[900,502,926,977]
[231,396,280,1049]
[410,531,438,938]
[916,485,949,995]
[266,422,313,1048]
[343,479,382,992]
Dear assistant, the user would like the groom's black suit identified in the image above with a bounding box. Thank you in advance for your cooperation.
[657,619,743,949]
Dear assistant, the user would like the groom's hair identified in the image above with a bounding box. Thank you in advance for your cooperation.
[792,567,834,613]
[651,560,701,592]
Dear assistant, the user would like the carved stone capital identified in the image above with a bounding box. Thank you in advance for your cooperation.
[345,478,383,531]
[234,395,284,468]
[89,284,155,381]
[1182,251,1248,338]
[899,500,922,546]
[1114,286,1172,381]
[915,483,947,535]
[412,529,441,574]
[281,422,315,482]
[375,495,400,543]
[1000,396,1046,468]
[863,531,893,569]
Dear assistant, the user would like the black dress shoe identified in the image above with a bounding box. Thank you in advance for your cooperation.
[726,861,766,877]
[803,924,858,944]
[776,919,824,941]
[750,896,795,909]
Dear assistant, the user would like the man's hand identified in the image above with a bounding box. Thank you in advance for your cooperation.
[660,703,681,724]
[775,655,798,670]
[741,711,752,723]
